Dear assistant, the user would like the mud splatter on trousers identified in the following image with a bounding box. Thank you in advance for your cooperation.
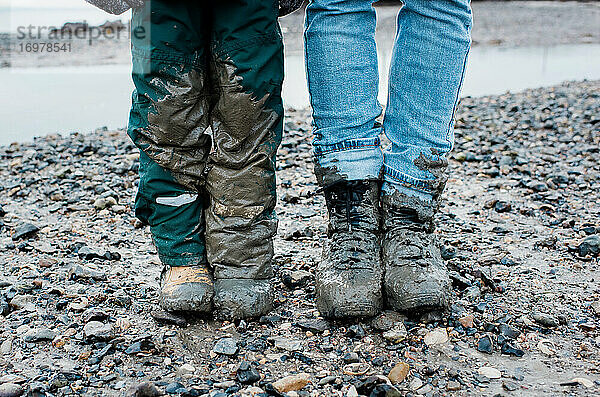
[127,0,284,280]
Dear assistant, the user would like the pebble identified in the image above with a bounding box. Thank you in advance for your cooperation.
[387,362,410,384]
[69,265,107,281]
[477,367,501,379]
[0,383,24,397]
[458,314,474,328]
[237,362,261,385]
[150,310,188,327]
[477,335,494,354]
[382,323,408,343]
[270,336,303,352]
[83,321,113,342]
[342,352,360,364]
[272,373,311,393]
[531,312,559,328]
[213,338,238,356]
[23,328,55,342]
[423,328,449,346]
[295,318,329,333]
[446,380,461,391]
[11,223,39,241]
[371,311,407,332]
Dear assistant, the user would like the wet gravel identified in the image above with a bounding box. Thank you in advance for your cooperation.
[0,80,599,396]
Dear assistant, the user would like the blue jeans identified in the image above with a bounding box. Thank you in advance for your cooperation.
[305,0,472,201]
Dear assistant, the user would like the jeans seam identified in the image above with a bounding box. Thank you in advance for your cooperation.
[445,35,471,149]
[384,164,435,194]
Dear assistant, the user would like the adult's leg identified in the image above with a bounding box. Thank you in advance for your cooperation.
[304,0,383,319]
[206,0,284,319]
[128,0,213,311]
[381,0,472,312]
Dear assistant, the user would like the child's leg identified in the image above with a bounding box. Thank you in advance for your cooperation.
[127,0,213,312]
[206,0,284,319]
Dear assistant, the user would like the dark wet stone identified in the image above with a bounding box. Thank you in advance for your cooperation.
[477,335,494,354]
[475,302,487,313]
[498,323,521,340]
[494,201,512,213]
[356,375,389,395]
[531,312,559,328]
[295,318,329,333]
[578,235,599,257]
[501,342,525,357]
[370,384,402,397]
[125,338,155,355]
[12,223,39,241]
[236,361,261,384]
[440,245,457,260]
[0,205,5,217]
[342,352,360,364]
[165,382,185,395]
[346,324,366,339]
[213,337,238,356]
[281,270,312,288]
[150,310,188,327]
[259,315,282,325]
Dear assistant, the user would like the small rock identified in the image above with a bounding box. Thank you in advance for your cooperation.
[164,382,185,395]
[236,362,261,384]
[281,270,312,288]
[387,362,410,384]
[501,342,525,357]
[477,335,494,354]
[23,328,56,343]
[69,265,107,281]
[295,318,329,333]
[477,366,501,379]
[371,311,407,332]
[272,373,311,393]
[83,321,113,342]
[531,312,559,328]
[423,328,449,346]
[12,223,39,241]
[342,352,360,364]
[0,383,24,397]
[82,308,109,323]
[177,364,195,376]
[570,377,594,388]
[458,314,474,328]
[502,380,518,391]
[408,378,423,391]
[346,385,358,397]
[271,336,303,352]
[446,381,461,391]
[213,338,238,356]
[382,323,408,343]
[150,310,188,327]
[578,235,599,257]
[498,323,521,340]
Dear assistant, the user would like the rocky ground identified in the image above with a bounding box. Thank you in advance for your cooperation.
[2,1,600,68]
[0,79,598,396]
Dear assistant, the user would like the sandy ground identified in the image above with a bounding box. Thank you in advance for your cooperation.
[1,1,600,68]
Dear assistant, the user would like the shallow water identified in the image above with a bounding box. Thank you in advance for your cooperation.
[0,43,599,146]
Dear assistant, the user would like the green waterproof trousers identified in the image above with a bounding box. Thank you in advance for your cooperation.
[127,0,284,280]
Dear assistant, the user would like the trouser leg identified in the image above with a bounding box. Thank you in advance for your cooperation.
[382,0,472,206]
[304,0,384,186]
[127,0,211,266]
[205,0,284,281]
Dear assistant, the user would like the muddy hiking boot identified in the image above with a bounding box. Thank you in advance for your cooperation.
[159,265,214,313]
[213,279,274,320]
[382,194,451,313]
[315,180,383,319]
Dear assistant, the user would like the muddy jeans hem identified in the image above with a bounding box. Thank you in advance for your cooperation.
[382,164,435,201]
[158,253,208,268]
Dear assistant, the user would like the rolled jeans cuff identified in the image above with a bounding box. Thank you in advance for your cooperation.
[382,164,435,202]
[313,137,384,186]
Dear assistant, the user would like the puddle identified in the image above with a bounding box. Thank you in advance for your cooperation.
[0,43,599,146]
